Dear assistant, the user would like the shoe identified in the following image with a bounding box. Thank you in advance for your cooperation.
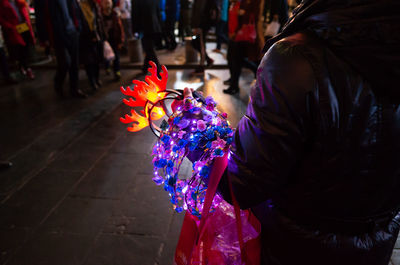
[90,83,99,92]
[223,86,239,95]
[223,78,231,85]
[191,67,205,76]
[114,71,121,81]
[71,89,88,98]
[0,161,12,170]
[26,68,35,80]
[206,58,214,67]
[212,48,222,53]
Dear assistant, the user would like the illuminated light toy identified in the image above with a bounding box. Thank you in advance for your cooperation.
[120,62,233,218]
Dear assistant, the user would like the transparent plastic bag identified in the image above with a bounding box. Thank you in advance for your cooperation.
[264,21,280,37]
[103,40,115,61]
[208,200,260,264]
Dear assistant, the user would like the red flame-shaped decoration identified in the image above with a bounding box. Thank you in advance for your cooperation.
[120,61,169,132]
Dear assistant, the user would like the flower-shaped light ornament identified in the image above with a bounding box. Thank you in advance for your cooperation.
[120,62,234,219]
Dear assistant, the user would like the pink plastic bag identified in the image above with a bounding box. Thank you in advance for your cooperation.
[174,154,261,265]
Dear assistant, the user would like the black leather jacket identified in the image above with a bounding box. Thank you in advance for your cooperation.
[222,1,400,264]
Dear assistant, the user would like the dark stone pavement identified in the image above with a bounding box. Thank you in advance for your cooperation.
[0,43,255,265]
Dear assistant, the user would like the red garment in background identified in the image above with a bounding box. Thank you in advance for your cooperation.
[0,0,35,46]
[228,1,241,36]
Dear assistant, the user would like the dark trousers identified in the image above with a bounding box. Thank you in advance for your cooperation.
[227,40,257,88]
[8,32,32,70]
[0,47,11,79]
[215,20,228,50]
[191,27,211,66]
[83,41,102,89]
[164,19,177,50]
[178,9,192,42]
[141,34,160,72]
[85,63,100,88]
[54,31,80,93]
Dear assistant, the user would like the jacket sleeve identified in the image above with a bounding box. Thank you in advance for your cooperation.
[223,38,316,209]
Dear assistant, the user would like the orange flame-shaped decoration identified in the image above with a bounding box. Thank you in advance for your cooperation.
[120,61,168,132]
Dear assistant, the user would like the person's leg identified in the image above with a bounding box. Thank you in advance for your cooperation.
[94,62,100,86]
[0,47,13,82]
[191,34,201,53]
[54,44,70,97]
[67,32,82,96]
[122,18,132,51]
[202,27,213,67]
[225,40,235,84]
[230,43,241,87]
[224,41,244,94]
[215,20,223,50]
[104,59,111,74]
[165,19,177,50]
[141,34,160,72]
[94,41,102,87]
[20,32,34,79]
[85,63,97,90]
[112,44,121,80]
[8,44,23,74]
[221,21,229,45]
[178,11,185,42]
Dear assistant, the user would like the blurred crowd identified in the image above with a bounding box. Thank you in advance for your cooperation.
[0,0,299,99]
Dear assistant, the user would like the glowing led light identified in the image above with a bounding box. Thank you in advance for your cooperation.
[120,61,168,132]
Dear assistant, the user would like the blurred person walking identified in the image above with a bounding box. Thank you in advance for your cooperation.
[118,0,132,51]
[190,0,218,75]
[44,0,88,98]
[178,0,192,43]
[155,0,167,50]
[213,0,229,53]
[0,26,17,84]
[164,0,180,51]
[101,0,125,81]
[80,0,106,91]
[131,0,162,74]
[224,0,264,94]
[0,0,35,80]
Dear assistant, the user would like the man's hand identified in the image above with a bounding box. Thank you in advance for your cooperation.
[171,87,194,112]
[183,87,193,99]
